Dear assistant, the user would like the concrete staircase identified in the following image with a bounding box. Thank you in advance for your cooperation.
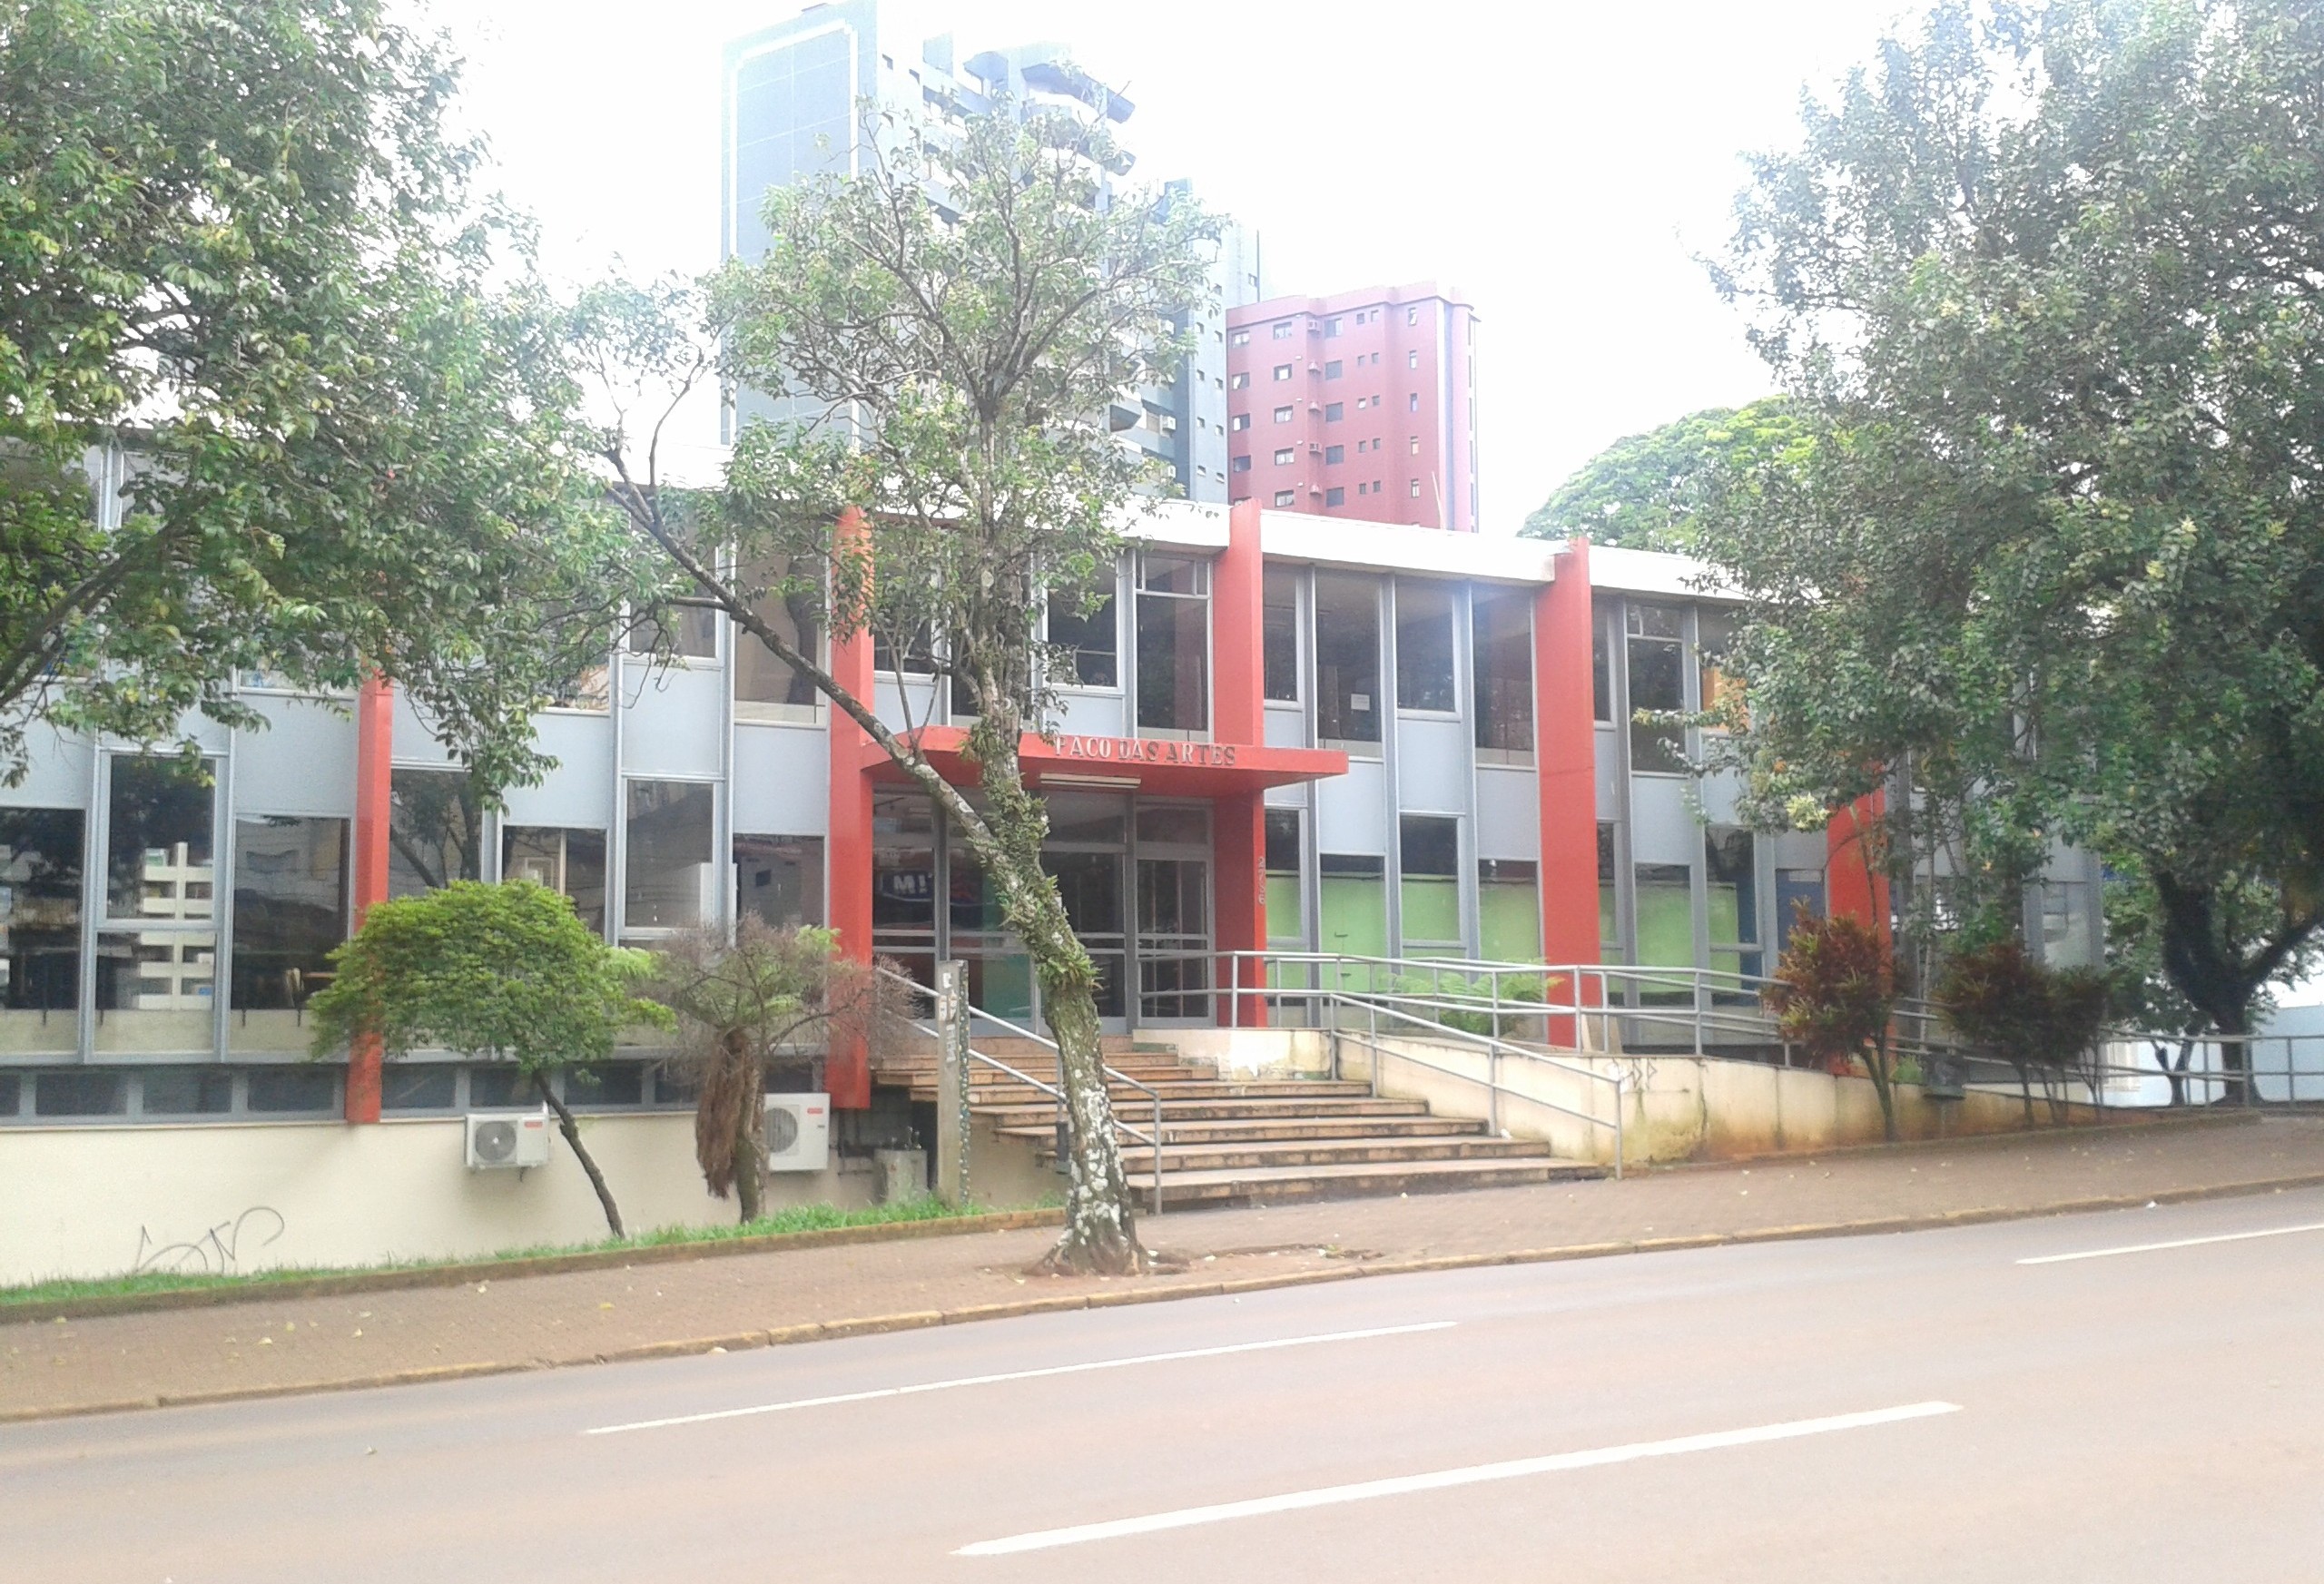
[872,1035,1600,1210]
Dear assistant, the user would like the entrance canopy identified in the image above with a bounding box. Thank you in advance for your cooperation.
[854,727,1347,798]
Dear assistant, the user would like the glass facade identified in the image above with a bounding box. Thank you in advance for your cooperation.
[1398,815,1462,955]
[0,808,82,1053]
[734,553,823,721]
[229,816,348,1049]
[97,757,215,1054]
[388,768,480,899]
[1472,586,1533,760]
[1047,588,1118,689]
[1262,567,1300,702]
[1136,555,1209,734]
[1314,573,1381,751]
[1625,605,1687,773]
[501,826,608,937]
[1394,581,1457,713]
[734,834,823,930]
[623,781,715,933]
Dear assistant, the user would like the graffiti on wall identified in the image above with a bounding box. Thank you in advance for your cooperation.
[131,1205,286,1275]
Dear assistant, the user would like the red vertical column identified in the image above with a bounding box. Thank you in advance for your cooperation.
[1534,537,1601,1038]
[346,672,393,1123]
[1211,499,1268,1024]
[1826,792,1892,943]
[824,508,875,1110]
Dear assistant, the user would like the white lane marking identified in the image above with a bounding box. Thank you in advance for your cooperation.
[956,1400,1962,1556]
[2016,1220,2324,1266]
[960,1400,1960,1555]
[583,1320,1458,1436]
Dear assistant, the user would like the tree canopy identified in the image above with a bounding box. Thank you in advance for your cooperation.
[1699,0,2324,1037]
[1522,398,1800,550]
[0,0,645,791]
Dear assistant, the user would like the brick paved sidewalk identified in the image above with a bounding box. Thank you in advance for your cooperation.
[8,1114,2323,1422]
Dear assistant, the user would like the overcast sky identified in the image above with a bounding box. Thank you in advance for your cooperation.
[435,0,1911,534]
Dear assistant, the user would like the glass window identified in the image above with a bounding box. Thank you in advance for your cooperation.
[1324,487,1345,507]
[0,1071,16,1115]
[627,603,716,660]
[1625,605,1687,773]
[1263,567,1300,703]
[501,827,607,936]
[1274,448,1295,466]
[388,768,481,898]
[1272,320,1292,339]
[734,554,823,722]
[99,757,215,1053]
[1264,809,1304,941]
[247,1066,338,1114]
[468,1064,528,1108]
[1479,859,1541,962]
[1324,402,1344,421]
[1472,586,1534,759]
[734,834,823,929]
[1230,413,1250,431]
[872,620,935,676]
[1399,816,1461,953]
[1323,359,1342,379]
[1313,574,1381,749]
[1273,405,1293,423]
[624,781,715,931]
[1598,823,1619,947]
[35,1069,125,1117]
[230,816,348,1049]
[106,757,212,921]
[872,792,936,984]
[1395,581,1457,713]
[383,1064,458,1111]
[1706,827,1760,982]
[140,1067,234,1116]
[1324,445,1344,464]
[566,1062,645,1107]
[0,807,84,1054]
[1635,862,1694,968]
[1136,555,1209,734]
[1698,607,1741,725]
[1592,607,1613,723]
[1230,455,1251,473]
[1273,489,1295,507]
[1047,588,1118,688]
[1229,371,1248,390]
[1319,853,1387,986]
[1272,363,1292,381]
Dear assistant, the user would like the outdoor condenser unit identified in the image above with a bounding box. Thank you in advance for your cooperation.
[763,1093,831,1173]
[465,1110,551,1170]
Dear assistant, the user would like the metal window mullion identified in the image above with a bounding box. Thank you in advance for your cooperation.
[212,741,234,1062]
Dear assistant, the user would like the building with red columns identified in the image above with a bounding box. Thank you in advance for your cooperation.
[1226,284,1480,533]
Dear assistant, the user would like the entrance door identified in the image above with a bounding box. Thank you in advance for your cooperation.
[1134,805,1212,1025]
[1042,792,1128,1028]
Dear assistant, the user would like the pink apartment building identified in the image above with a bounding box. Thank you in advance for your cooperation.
[1225,282,1480,533]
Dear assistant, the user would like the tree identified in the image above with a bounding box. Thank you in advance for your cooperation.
[1699,0,2324,1057]
[569,98,1214,1274]
[0,0,647,792]
[647,923,888,1224]
[1936,938,2110,1125]
[309,881,670,1235]
[1764,908,1904,1140]
[1522,398,1801,550]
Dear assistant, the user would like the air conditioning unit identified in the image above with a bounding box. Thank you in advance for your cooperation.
[466,1110,551,1170]
[763,1093,830,1173]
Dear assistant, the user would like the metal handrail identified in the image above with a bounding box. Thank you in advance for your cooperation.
[875,964,1165,1209]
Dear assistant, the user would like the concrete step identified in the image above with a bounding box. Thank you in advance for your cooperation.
[1049,1136,1555,1174]
[1131,1155,1600,1210]
[990,1115,1490,1146]
[966,1095,1436,1125]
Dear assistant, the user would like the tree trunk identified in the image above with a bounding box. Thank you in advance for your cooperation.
[733,1120,764,1223]
[1866,1036,1898,1143]
[534,1069,625,1239]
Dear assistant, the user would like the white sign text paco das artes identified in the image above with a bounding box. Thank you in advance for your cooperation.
[1046,735,1241,768]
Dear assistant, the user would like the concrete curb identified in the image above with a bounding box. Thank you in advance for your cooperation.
[9,1166,2324,1428]
[0,1208,1068,1326]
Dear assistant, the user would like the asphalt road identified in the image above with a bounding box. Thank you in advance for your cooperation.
[8,1188,2323,1583]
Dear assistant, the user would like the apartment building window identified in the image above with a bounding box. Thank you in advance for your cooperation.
[1324,317,1343,337]
[1409,393,1420,411]
[1625,605,1688,773]
[502,826,607,936]
[1324,402,1344,421]
[1400,816,1462,957]
[1263,567,1300,702]
[1230,329,1249,347]
[1324,359,1343,379]
[1394,580,1457,713]
[388,768,481,898]
[1230,413,1250,431]
[1046,586,1118,687]
[1324,444,1344,464]
[1410,436,1421,455]
[1274,490,1295,507]
[1229,371,1249,389]
[1136,554,1210,735]
[734,834,823,929]
[1324,487,1345,506]
[1409,478,1422,497]
[1408,349,1419,369]
[1273,405,1293,423]
[1272,363,1293,381]
[229,815,348,1046]
[1480,858,1541,962]
[1272,321,1293,339]
[1231,455,1252,473]
[624,780,715,934]
[1472,586,1534,761]
[734,553,822,723]
[98,755,215,1053]
[1407,306,1420,325]
[0,808,82,1054]
[1313,573,1381,752]
[1273,448,1295,466]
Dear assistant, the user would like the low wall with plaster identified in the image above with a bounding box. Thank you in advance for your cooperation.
[0,1114,873,1286]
